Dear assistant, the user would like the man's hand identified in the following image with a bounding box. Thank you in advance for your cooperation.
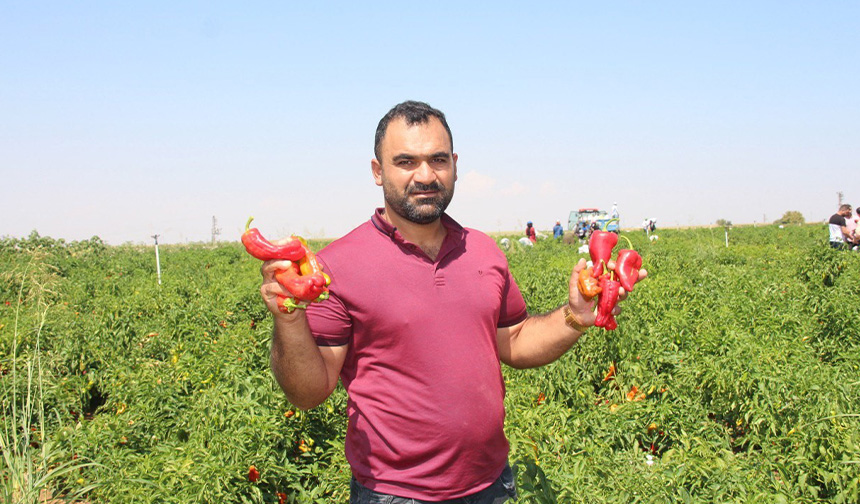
[566,257,648,328]
[259,239,302,320]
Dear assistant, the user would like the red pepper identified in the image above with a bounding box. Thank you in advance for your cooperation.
[615,249,643,292]
[274,265,329,311]
[594,275,620,330]
[604,314,618,331]
[241,217,307,262]
[241,217,331,313]
[589,231,618,278]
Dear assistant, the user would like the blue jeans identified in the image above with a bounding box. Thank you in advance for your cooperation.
[349,464,517,503]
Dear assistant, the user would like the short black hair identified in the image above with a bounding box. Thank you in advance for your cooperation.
[374,100,453,161]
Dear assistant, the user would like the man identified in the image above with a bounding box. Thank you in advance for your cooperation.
[828,204,853,250]
[553,220,564,239]
[257,101,645,502]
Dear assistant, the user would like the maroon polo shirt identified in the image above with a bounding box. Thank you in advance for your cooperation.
[306,209,528,500]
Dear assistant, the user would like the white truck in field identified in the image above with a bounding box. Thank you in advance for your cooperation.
[568,208,620,236]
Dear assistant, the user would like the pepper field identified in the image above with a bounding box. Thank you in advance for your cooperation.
[2,225,859,503]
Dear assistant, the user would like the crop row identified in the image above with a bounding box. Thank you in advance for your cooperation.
[1,225,858,502]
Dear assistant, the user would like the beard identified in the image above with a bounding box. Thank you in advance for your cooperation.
[382,179,454,225]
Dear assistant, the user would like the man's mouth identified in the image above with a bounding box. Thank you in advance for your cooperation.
[408,183,443,197]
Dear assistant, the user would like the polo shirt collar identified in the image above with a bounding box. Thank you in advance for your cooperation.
[370,208,465,254]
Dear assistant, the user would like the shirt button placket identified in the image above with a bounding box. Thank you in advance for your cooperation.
[434,263,445,287]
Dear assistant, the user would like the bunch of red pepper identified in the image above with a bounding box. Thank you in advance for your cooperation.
[577,230,642,330]
[241,217,331,313]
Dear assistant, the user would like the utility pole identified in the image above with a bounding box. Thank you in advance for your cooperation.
[211,216,221,245]
[152,234,162,285]
[838,191,844,206]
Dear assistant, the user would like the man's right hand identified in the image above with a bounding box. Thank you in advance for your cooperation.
[258,240,302,320]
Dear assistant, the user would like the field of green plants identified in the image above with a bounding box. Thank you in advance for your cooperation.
[2,225,859,503]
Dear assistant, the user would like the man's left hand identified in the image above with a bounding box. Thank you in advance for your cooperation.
[567,257,648,328]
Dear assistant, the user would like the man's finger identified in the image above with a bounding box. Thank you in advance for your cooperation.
[261,259,292,277]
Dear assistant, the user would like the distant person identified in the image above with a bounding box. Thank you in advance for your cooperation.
[643,218,657,240]
[575,221,588,240]
[611,202,619,219]
[855,208,860,249]
[553,220,564,239]
[846,207,859,249]
[526,221,537,243]
[589,221,600,239]
[828,204,853,250]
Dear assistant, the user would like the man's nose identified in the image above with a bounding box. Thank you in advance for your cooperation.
[414,160,436,184]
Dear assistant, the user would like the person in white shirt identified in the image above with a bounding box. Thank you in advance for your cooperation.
[828,204,853,250]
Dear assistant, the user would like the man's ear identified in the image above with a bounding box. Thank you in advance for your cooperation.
[371,158,383,187]
[453,152,458,182]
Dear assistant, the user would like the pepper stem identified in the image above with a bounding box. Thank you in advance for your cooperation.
[602,218,619,232]
[282,297,307,313]
[245,216,255,232]
[620,234,634,249]
[599,259,616,281]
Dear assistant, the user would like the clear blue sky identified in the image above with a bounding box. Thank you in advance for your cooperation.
[2,1,858,244]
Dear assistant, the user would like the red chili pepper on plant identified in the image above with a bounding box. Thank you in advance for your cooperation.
[615,249,643,292]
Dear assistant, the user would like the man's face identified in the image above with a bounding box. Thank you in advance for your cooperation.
[371,117,457,225]
[843,208,853,217]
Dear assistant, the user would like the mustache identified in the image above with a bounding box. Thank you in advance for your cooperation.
[407,182,445,194]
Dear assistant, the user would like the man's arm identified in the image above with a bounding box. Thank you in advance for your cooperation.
[496,308,585,369]
[261,258,347,410]
[269,314,347,410]
[496,258,646,369]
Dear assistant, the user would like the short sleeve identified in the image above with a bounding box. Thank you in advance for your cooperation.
[829,214,846,226]
[498,267,528,328]
[305,257,351,347]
